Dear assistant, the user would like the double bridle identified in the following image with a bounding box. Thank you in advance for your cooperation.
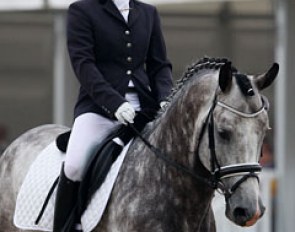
[131,92,266,200]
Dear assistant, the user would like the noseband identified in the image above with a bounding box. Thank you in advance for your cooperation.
[130,94,266,200]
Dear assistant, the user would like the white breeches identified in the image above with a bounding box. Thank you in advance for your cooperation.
[64,92,141,181]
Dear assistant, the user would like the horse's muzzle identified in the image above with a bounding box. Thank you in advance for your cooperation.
[233,202,265,227]
[225,188,265,227]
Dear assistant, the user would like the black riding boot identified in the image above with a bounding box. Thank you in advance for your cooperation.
[53,164,80,232]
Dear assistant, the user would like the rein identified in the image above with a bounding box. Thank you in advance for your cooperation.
[130,94,265,199]
[129,124,217,188]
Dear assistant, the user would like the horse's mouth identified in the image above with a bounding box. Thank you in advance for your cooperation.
[244,210,261,227]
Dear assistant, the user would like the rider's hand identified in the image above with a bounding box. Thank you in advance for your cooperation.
[114,102,135,125]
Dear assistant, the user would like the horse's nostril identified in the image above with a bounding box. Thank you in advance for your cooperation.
[233,207,248,219]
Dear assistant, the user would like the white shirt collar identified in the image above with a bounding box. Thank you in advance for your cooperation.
[112,0,130,22]
[112,0,130,10]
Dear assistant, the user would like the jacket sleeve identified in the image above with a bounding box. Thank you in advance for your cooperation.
[146,7,173,103]
[67,3,126,116]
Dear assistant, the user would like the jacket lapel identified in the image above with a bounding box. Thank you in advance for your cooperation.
[128,0,140,27]
[102,0,126,25]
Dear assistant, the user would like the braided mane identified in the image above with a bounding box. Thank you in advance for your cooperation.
[167,57,232,102]
[167,57,254,103]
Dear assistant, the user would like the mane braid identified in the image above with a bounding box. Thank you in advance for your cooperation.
[167,57,231,102]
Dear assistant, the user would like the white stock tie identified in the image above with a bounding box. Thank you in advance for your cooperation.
[113,0,130,22]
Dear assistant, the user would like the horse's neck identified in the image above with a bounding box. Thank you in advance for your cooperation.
[131,121,214,230]
[109,77,218,231]
[132,77,217,222]
[149,74,217,167]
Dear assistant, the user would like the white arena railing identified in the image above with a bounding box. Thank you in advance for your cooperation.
[212,169,276,232]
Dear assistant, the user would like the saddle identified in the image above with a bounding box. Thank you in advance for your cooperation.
[36,110,157,226]
[52,110,157,221]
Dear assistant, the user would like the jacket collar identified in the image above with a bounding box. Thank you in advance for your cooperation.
[100,0,139,27]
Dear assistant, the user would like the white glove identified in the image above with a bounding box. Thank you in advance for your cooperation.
[160,101,169,109]
[114,102,135,125]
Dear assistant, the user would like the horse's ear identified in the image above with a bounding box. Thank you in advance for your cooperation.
[254,63,279,90]
[219,62,233,93]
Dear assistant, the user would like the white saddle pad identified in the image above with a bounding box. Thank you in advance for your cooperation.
[14,140,131,232]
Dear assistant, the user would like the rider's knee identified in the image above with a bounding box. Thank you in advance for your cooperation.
[64,164,83,182]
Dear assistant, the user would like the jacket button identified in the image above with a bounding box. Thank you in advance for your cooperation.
[127,57,132,63]
[126,43,132,48]
[125,30,130,35]
[126,70,132,75]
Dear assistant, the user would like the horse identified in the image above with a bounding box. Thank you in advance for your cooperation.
[0,58,279,232]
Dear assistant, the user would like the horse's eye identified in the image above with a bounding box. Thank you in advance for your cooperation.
[218,129,231,141]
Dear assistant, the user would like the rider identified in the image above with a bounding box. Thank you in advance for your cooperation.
[53,0,173,231]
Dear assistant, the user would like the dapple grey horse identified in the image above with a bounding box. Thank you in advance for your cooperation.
[0,58,278,232]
